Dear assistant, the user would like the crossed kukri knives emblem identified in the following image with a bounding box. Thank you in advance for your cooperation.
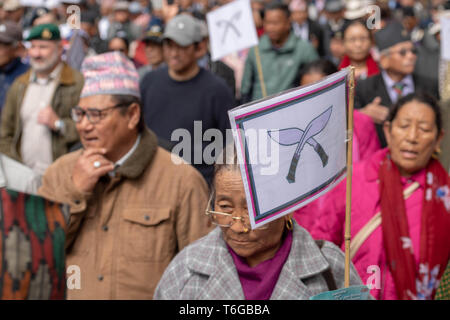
[268,106,333,183]
[216,11,242,44]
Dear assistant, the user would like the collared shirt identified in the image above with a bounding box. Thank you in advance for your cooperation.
[20,63,63,175]
[108,134,141,177]
[292,22,309,42]
[381,71,414,104]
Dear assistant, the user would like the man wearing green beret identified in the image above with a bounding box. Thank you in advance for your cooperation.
[0,24,84,176]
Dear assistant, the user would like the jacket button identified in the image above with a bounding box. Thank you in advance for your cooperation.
[98,275,104,281]
[102,225,108,232]
[144,215,150,221]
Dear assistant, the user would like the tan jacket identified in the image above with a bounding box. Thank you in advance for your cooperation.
[0,62,83,162]
[38,129,212,299]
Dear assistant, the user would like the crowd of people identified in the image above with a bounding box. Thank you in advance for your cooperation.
[0,0,448,300]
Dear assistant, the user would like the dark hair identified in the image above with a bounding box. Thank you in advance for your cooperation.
[264,1,290,18]
[111,94,145,133]
[342,19,371,40]
[299,59,338,81]
[387,91,442,134]
[110,31,129,50]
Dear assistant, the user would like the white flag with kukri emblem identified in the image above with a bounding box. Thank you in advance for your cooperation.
[207,0,258,61]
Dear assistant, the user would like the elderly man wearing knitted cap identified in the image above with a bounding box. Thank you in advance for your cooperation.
[38,51,212,299]
[354,21,439,147]
[0,23,83,175]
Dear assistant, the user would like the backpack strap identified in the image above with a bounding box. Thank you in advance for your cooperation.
[315,240,337,291]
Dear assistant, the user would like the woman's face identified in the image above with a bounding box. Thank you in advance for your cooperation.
[384,100,443,177]
[214,169,286,267]
[343,23,372,62]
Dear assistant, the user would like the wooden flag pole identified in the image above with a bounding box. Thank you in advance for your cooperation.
[344,66,355,288]
[254,46,268,98]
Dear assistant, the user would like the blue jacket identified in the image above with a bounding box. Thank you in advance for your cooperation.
[0,58,28,111]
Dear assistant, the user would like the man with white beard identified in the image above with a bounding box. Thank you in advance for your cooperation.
[0,24,84,175]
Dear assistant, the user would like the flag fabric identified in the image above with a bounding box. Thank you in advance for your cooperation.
[206,0,258,61]
[228,68,351,229]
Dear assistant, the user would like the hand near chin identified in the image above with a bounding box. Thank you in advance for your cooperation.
[72,148,115,193]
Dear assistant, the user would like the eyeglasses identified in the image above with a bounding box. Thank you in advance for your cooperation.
[389,47,418,57]
[71,103,130,124]
[205,195,268,231]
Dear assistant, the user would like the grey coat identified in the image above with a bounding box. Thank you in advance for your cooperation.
[154,223,363,300]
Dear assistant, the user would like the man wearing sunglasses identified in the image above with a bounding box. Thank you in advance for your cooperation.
[354,21,439,147]
[38,52,212,299]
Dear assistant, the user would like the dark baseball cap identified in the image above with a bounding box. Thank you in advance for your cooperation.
[0,21,23,44]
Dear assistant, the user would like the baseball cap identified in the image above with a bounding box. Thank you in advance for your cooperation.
[143,24,164,44]
[0,21,23,44]
[163,14,202,47]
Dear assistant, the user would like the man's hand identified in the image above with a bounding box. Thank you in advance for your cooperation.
[72,148,115,194]
[37,106,59,130]
[359,97,389,124]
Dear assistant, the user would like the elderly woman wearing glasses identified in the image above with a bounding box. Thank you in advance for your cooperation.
[301,92,450,300]
[154,146,363,300]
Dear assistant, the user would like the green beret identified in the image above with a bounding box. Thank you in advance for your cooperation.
[26,23,61,41]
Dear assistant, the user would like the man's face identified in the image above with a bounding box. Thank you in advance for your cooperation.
[113,10,129,23]
[163,39,198,74]
[145,42,164,67]
[76,95,140,162]
[381,41,417,76]
[291,10,308,25]
[0,42,16,67]
[264,9,291,45]
[108,38,128,55]
[28,40,62,73]
[4,8,24,23]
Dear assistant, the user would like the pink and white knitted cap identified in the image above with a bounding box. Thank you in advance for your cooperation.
[80,51,140,99]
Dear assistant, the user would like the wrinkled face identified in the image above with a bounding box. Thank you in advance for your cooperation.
[145,42,164,67]
[264,9,291,45]
[214,169,286,267]
[109,37,128,55]
[381,41,417,76]
[0,42,16,67]
[343,23,372,62]
[384,100,443,177]
[163,39,198,74]
[29,40,62,73]
[76,95,140,162]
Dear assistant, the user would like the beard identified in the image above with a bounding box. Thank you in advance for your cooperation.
[30,50,60,73]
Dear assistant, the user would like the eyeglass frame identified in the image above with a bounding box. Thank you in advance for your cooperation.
[71,102,131,124]
[204,195,268,230]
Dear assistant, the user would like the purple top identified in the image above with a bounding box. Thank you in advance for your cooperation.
[227,230,293,300]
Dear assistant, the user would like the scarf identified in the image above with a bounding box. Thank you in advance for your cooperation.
[379,153,450,300]
[339,53,380,79]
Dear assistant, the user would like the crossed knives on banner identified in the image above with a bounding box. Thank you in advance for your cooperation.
[216,11,242,44]
[268,106,333,184]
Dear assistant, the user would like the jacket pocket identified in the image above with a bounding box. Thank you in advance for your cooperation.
[121,207,175,262]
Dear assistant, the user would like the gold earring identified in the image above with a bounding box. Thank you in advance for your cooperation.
[432,147,442,159]
[285,217,293,231]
